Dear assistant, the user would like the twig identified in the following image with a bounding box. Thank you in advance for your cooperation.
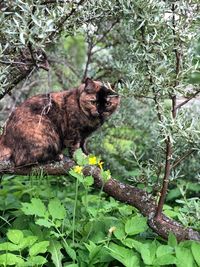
[0,60,31,66]
[171,3,182,118]
[41,0,71,4]
[176,90,200,109]
[93,19,119,47]
[172,149,195,169]
[82,41,93,82]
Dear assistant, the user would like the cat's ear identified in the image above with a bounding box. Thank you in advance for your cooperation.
[84,77,96,93]
[106,82,118,95]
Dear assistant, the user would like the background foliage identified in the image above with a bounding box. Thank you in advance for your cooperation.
[0,0,200,266]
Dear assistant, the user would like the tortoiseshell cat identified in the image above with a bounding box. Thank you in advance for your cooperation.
[0,78,120,166]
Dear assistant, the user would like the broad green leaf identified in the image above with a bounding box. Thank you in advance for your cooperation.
[7,229,24,245]
[153,255,177,265]
[125,215,148,235]
[156,245,174,257]
[0,242,19,251]
[26,255,47,265]
[29,241,49,256]
[191,242,200,266]
[113,224,126,240]
[48,198,66,221]
[35,218,53,228]
[0,253,24,265]
[168,232,177,247]
[175,246,194,267]
[140,241,157,265]
[83,175,94,187]
[49,240,64,267]
[18,236,38,250]
[122,238,142,250]
[108,243,139,267]
[21,198,47,217]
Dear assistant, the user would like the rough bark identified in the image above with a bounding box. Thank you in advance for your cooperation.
[0,160,199,242]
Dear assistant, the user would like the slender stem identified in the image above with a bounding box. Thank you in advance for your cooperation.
[172,149,195,169]
[176,90,200,109]
[155,3,180,219]
[72,178,79,246]
[82,41,93,82]
[155,136,172,220]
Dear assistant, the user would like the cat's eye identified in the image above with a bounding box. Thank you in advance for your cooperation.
[105,101,111,106]
[90,100,97,105]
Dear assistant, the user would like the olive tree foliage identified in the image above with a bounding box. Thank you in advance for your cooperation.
[79,0,200,193]
[0,0,120,98]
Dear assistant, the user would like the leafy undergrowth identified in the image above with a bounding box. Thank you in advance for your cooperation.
[0,151,199,266]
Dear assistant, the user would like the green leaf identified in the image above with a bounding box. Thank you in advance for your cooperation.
[48,198,66,221]
[0,253,24,265]
[73,148,87,165]
[153,255,177,265]
[83,175,94,187]
[35,218,53,228]
[168,232,177,247]
[0,242,19,251]
[69,170,84,182]
[18,236,38,250]
[29,241,49,256]
[125,215,148,235]
[140,241,157,265]
[108,243,140,267]
[122,239,143,251]
[21,198,47,217]
[84,241,110,264]
[191,242,200,266]
[27,255,47,265]
[113,224,126,240]
[175,246,194,267]
[101,170,111,182]
[7,229,24,245]
[49,240,64,267]
[156,245,174,257]
[63,242,77,261]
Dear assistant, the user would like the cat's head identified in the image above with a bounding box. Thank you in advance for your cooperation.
[79,77,120,118]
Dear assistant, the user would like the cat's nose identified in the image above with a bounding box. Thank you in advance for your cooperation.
[91,111,99,117]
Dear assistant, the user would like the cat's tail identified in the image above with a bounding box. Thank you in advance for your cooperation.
[0,136,12,162]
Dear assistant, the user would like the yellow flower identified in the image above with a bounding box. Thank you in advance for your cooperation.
[88,156,97,165]
[98,160,104,170]
[73,165,83,174]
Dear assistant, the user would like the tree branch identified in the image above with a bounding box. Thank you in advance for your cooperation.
[0,160,199,242]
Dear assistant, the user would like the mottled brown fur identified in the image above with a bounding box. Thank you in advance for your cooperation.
[0,78,120,166]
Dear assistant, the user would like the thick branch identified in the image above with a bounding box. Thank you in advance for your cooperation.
[0,160,199,242]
